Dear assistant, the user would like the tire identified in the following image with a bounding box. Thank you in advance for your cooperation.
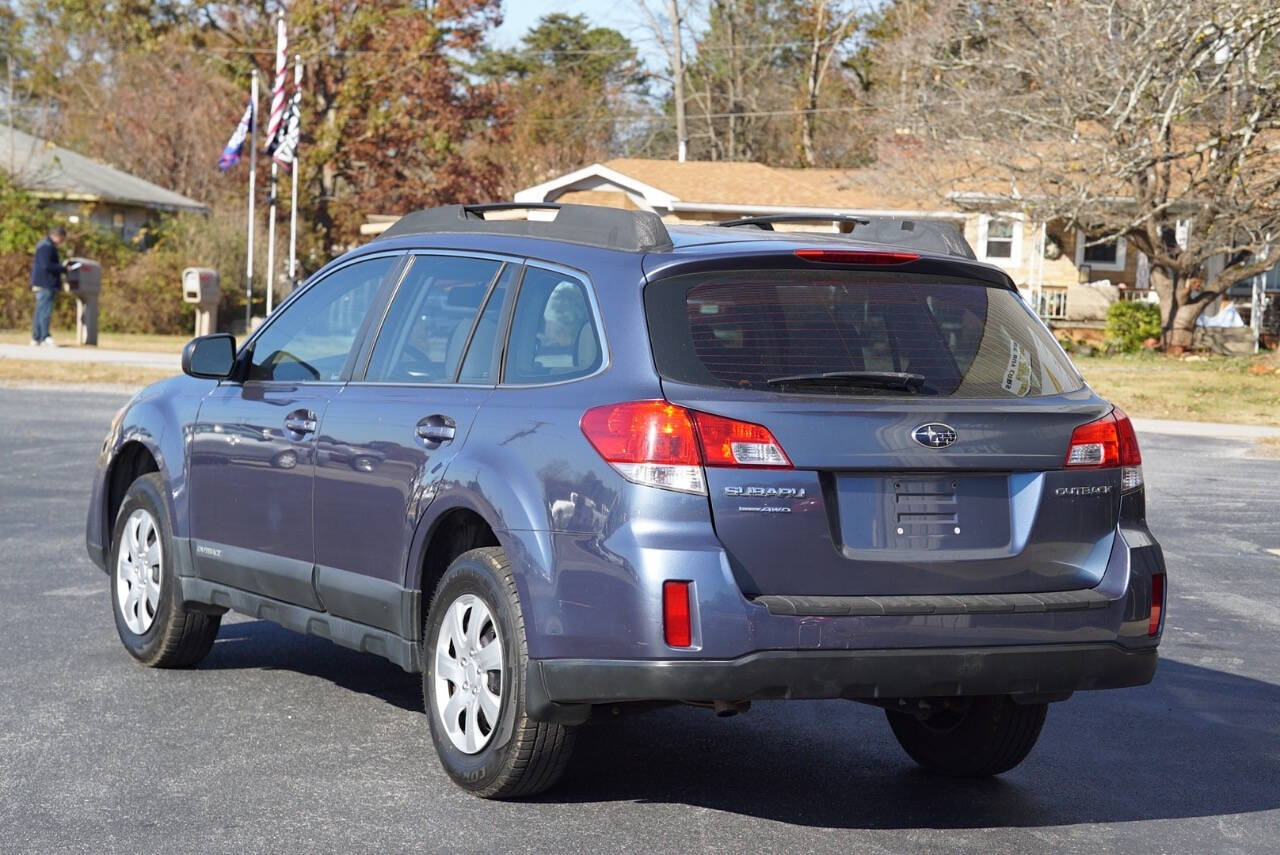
[109,472,221,668]
[422,546,576,799]
[885,695,1047,777]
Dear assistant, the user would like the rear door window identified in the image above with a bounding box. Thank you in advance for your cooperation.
[645,270,1081,398]
[503,266,602,385]
[364,255,502,384]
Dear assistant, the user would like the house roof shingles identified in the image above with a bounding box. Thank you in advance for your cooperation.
[597,158,945,212]
[0,127,207,213]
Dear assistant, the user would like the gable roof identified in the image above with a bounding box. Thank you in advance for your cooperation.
[514,157,952,216]
[0,127,208,214]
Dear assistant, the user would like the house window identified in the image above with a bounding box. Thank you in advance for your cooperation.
[978,215,1021,264]
[112,212,126,238]
[984,218,1015,258]
[1075,229,1126,272]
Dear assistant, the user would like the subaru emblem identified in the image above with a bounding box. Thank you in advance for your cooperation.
[912,423,957,448]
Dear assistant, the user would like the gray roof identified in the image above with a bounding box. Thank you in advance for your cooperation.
[0,127,208,214]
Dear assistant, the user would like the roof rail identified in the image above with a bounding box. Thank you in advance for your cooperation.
[716,213,976,260]
[374,202,674,253]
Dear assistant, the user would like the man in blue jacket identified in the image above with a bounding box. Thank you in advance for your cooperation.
[30,226,67,346]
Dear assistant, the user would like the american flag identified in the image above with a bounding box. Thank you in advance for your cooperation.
[265,14,288,153]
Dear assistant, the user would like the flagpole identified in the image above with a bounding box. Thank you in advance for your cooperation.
[245,69,258,331]
[288,55,302,294]
[266,11,286,315]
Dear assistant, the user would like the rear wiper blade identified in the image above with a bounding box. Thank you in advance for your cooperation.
[765,371,926,392]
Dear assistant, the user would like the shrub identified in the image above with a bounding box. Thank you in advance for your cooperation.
[1106,301,1163,354]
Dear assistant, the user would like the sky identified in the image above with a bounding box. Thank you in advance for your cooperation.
[492,1,664,66]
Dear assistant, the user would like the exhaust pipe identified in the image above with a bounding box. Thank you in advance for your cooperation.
[712,700,751,718]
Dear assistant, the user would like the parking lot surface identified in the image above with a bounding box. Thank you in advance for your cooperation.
[1,387,1277,853]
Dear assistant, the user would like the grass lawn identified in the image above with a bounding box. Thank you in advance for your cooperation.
[2,327,1277,425]
[1074,352,1280,426]
[0,358,171,388]
[0,328,188,353]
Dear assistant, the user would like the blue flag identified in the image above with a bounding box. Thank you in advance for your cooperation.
[218,100,254,171]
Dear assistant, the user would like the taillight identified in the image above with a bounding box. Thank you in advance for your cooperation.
[580,400,705,494]
[1065,407,1143,491]
[581,401,793,493]
[1149,573,1165,636]
[663,581,693,648]
[795,248,919,265]
[693,412,791,468]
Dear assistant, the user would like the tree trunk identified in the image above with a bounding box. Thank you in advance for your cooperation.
[1168,302,1204,351]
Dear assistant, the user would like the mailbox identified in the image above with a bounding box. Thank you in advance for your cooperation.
[182,267,220,337]
[63,257,101,346]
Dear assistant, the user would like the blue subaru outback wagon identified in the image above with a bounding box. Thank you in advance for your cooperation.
[86,203,1165,798]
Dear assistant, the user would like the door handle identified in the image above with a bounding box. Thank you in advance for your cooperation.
[416,415,456,444]
[284,411,318,435]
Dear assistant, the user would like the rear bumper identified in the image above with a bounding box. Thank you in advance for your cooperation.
[531,642,1157,708]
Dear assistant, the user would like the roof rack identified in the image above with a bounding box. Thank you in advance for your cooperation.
[716,213,976,260]
[375,202,674,253]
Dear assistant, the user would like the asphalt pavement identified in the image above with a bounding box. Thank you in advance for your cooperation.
[1,386,1277,854]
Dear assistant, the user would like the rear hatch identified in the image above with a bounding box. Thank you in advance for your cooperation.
[644,259,1119,598]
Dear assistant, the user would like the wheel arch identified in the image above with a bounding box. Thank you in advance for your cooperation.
[103,438,162,553]
[405,492,555,630]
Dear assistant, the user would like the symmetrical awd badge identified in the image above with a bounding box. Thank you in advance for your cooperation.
[912,423,957,448]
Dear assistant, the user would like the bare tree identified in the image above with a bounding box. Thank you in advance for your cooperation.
[798,1,860,166]
[880,0,1280,349]
[638,0,690,160]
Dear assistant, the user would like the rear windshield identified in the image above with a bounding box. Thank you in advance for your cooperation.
[645,270,1083,398]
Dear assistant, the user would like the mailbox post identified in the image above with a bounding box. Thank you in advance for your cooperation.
[63,258,101,346]
[182,268,221,337]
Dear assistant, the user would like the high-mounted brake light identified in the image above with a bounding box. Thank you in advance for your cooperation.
[581,401,793,493]
[663,581,693,648]
[794,248,919,265]
[1065,407,1143,491]
[1148,573,1165,637]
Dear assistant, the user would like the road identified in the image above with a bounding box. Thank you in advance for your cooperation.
[1,386,1277,854]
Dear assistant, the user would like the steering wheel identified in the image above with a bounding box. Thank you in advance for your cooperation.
[397,343,439,379]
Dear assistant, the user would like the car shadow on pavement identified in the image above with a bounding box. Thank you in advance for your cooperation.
[548,658,1280,829]
[203,619,423,714]
[194,626,1280,829]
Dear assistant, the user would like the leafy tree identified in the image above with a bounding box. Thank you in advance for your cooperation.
[201,0,506,255]
[478,13,646,191]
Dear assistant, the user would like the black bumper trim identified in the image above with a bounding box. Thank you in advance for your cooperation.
[534,643,1157,704]
[755,588,1111,617]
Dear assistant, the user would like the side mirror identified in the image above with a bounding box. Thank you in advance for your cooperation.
[182,333,237,379]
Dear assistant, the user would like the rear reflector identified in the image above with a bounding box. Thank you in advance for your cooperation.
[1149,574,1165,636]
[663,581,693,648]
[1065,408,1143,490]
[795,248,919,265]
[582,401,793,493]
[693,412,791,468]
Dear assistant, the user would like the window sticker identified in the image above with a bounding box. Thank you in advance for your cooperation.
[1003,337,1033,396]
